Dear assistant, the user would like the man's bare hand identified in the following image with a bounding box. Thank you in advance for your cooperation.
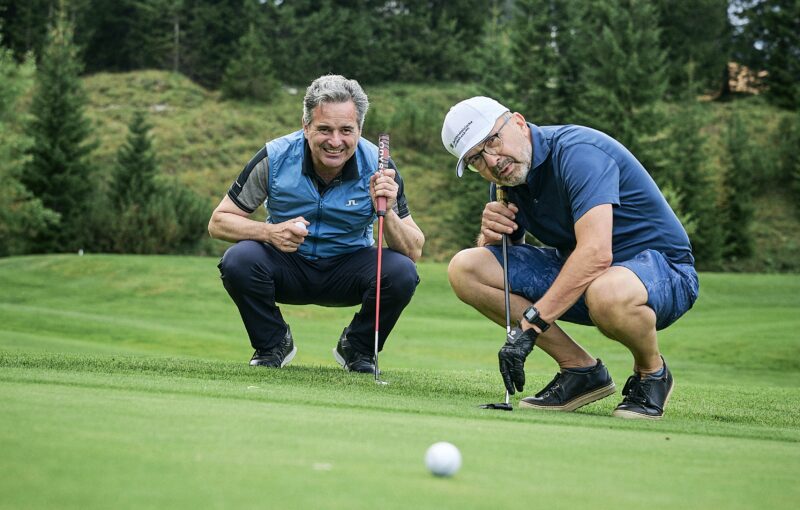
[270,218,309,252]
[370,168,398,212]
[480,201,518,245]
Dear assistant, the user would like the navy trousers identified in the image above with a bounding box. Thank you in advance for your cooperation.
[218,240,419,354]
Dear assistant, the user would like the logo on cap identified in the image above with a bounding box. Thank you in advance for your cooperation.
[451,121,472,150]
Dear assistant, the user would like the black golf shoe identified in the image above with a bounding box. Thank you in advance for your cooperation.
[332,327,376,374]
[612,357,674,420]
[519,359,616,411]
[249,326,296,368]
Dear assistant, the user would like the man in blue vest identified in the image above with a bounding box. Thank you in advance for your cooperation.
[441,97,698,419]
[209,75,424,373]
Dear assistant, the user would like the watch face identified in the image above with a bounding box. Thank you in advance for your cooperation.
[524,305,549,332]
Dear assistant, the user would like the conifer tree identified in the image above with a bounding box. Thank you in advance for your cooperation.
[551,0,588,121]
[776,113,800,217]
[734,0,800,109]
[720,111,755,260]
[181,0,249,88]
[113,110,158,205]
[668,105,724,269]
[473,1,514,102]
[119,0,187,72]
[794,135,800,218]
[106,109,208,254]
[0,37,58,256]
[655,0,730,98]
[21,4,96,253]
[507,0,564,123]
[221,23,279,102]
[572,0,667,153]
[0,0,58,61]
[445,4,503,251]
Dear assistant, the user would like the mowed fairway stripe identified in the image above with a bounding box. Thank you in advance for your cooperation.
[3,258,800,509]
[2,371,799,510]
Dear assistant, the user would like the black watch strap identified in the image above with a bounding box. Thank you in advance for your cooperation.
[523,305,550,332]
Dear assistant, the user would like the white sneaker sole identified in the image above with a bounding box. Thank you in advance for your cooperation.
[280,345,297,368]
[332,347,349,370]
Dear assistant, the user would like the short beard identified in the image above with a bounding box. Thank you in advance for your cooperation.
[493,157,531,187]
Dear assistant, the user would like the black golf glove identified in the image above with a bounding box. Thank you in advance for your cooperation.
[498,327,538,394]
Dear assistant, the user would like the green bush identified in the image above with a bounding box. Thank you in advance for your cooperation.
[105,182,208,254]
[387,98,444,153]
[91,109,210,255]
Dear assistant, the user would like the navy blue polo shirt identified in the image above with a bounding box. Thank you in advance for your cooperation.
[501,123,693,265]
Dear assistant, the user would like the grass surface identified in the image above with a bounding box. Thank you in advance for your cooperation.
[1,255,799,509]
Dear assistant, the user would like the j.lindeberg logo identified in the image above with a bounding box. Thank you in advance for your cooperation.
[451,120,473,149]
[345,199,358,206]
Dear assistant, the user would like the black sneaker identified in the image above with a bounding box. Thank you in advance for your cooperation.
[249,326,296,368]
[519,359,616,411]
[613,357,674,420]
[332,327,376,374]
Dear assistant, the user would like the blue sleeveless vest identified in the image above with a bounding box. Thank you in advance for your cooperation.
[265,130,378,259]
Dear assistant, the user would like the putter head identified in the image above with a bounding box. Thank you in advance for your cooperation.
[479,402,513,411]
[374,366,388,385]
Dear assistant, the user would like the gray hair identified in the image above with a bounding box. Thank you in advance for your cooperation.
[302,74,369,129]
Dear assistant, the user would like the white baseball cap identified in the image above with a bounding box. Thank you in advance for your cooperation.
[441,96,510,177]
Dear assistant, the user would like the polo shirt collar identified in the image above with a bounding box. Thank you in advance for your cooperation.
[528,122,550,171]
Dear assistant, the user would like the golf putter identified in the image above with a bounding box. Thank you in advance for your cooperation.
[373,133,390,385]
[480,185,513,411]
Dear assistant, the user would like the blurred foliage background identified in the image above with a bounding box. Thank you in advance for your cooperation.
[1,0,798,271]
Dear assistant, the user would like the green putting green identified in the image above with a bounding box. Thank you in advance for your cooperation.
[1,255,799,509]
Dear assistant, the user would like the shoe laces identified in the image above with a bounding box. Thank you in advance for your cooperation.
[535,372,564,399]
[621,375,652,406]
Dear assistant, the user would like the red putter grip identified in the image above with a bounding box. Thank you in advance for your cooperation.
[377,133,390,216]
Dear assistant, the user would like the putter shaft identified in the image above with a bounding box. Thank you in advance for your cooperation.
[374,134,390,385]
[480,185,513,410]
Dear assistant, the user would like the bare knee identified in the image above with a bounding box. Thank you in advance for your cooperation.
[585,268,646,321]
[448,249,477,299]
[448,248,496,302]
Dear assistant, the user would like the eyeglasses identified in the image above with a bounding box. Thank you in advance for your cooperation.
[465,115,512,173]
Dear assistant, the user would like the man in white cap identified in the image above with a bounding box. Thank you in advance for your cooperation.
[441,96,698,419]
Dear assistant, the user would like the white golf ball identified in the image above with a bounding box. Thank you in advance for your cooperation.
[425,442,462,477]
[294,221,307,232]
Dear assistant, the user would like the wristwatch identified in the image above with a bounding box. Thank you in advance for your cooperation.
[522,305,550,333]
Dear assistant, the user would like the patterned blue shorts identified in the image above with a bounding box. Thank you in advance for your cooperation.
[486,245,699,330]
